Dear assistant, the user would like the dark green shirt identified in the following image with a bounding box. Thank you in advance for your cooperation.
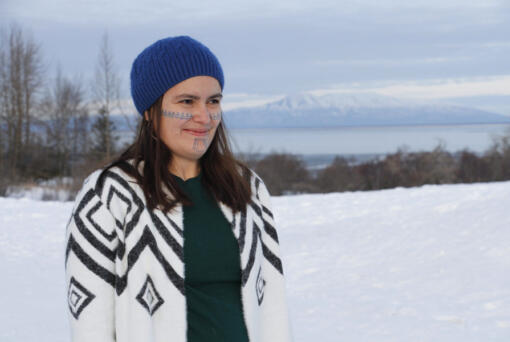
[172,170,250,342]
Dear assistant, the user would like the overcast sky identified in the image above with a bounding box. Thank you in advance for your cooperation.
[2,0,509,113]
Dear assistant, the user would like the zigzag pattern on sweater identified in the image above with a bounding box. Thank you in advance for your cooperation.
[65,166,283,298]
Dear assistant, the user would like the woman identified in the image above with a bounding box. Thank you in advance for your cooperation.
[64,35,293,342]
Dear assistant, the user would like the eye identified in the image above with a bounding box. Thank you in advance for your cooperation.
[209,98,221,105]
[181,99,193,105]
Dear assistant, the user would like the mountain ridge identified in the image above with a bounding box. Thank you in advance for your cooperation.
[222,92,510,128]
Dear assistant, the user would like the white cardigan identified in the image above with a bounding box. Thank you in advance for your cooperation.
[64,163,293,342]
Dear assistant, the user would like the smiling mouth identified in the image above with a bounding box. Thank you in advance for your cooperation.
[184,129,209,136]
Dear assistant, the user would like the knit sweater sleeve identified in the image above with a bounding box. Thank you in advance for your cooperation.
[252,172,286,275]
[256,180,279,240]
[251,171,294,341]
[64,170,119,342]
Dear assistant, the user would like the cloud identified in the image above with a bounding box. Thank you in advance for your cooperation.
[309,74,510,99]
[3,0,507,27]
[216,75,510,115]
[221,93,286,110]
[313,56,473,67]
[2,0,508,99]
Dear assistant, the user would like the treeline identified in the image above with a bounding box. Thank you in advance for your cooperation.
[0,23,132,196]
[2,23,510,199]
[243,133,510,196]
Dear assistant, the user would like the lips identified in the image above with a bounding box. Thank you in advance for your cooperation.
[184,129,209,136]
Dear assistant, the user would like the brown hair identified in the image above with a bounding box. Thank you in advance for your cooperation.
[98,95,252,214]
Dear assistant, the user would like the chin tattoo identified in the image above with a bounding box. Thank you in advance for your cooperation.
[192,137,209,153]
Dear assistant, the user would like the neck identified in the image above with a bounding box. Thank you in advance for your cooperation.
[168,157,200,181]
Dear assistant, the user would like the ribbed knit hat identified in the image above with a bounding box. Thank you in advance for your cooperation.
[130,35,224,116]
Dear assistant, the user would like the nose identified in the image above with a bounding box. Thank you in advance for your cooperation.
[192,103,212,125]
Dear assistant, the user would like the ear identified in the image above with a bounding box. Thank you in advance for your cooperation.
[144,110,149,121]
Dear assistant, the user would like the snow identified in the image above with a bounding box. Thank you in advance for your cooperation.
[1,181,510,341]
[5,185,73,202]
[225,92,510,128]
[266,92,445,111]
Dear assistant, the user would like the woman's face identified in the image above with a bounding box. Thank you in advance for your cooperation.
[149,75,223,165]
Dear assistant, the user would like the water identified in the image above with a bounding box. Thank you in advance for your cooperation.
[117,123,510,169]
[228,123,510,155]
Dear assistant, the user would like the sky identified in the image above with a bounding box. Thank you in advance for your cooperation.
[1,0,510,114]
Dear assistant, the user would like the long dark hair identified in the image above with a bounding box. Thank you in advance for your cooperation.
[98,95,252,214]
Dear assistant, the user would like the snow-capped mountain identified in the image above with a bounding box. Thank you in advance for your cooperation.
[222,92,510,128]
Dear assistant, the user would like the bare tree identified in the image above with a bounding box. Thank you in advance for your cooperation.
[91,30,121,160]
[39,64,88,176]
[0,22,45,179]
[253,152,313,195]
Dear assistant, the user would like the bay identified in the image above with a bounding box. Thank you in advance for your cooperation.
[117,123,510,170]
[228,123,510,155]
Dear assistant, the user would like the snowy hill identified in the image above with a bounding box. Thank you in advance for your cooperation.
[1,181,510,341]
[223,92,510,128]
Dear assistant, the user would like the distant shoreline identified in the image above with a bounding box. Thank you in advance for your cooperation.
[227,121,510,130]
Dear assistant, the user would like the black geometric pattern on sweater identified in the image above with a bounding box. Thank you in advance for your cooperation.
[106,184,132,213]
[65,234,116,287]
[255,265,266,305]
[261,205,274,219]
[86,201,116,242]
[251,175,275,220]
[97,172,138,262]
[249,200,283,274]
[106,185,131,232]
[253,176,275,222]
[98,170,184,244]
[254,177,261,201]
[68,276,96,319]
[235,175,284,285]
[94,170,185,295]
[238,206,247,254]
[116,239,126,260]
[73,189,116,262]
[250,200,279,243]
[148,210,184,261]
[240,220,283,286]
[95,171,144,238]
[115,225,185,296]
[67,186,184,295]
[157,209,184,237]
[260,232,283,275]
[136,275,164,315]
[241,220,259,286]
[255,219,283,275]
[70,167,281,296]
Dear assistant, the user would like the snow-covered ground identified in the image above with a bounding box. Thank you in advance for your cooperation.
[1,181,509,341]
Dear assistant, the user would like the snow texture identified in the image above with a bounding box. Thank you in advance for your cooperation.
[1,181,509,341]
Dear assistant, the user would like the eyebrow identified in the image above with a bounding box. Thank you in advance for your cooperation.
[174,93,223,100]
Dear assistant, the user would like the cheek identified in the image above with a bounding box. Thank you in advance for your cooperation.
[159,120,185,149]
[211,111,222,128]
[210,120,221,137]
[210,110,222,121]
[161,118,185,135]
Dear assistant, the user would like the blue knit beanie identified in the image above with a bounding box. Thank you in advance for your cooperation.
[130,35,224,116]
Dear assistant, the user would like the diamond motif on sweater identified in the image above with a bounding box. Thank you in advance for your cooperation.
[255,265,266,305]
[136,275,164,315]
[68,277,95,319]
